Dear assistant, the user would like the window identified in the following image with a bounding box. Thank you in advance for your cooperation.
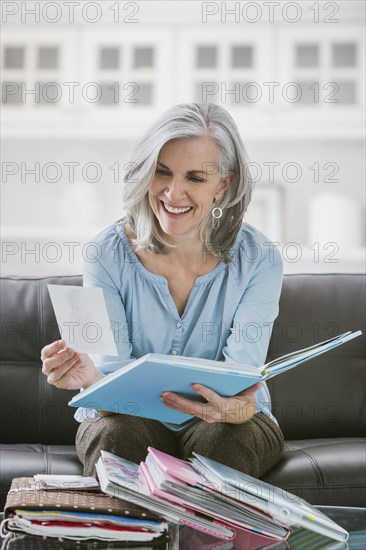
[184,31,264,110]
[99,47,120,70]
[132,82,153,105]
[97,82,118,105]
[2,81,22,104]
[196,46,217,68]
[38,46,59,69]
[288,36,361,110]
[332,43,356,67]
[296,81,318,105]
[4,46,24,69]
[195,81,220,104]
[35,82,61,106]
[134,47,154,69]
[231,46,253,68]
[296,45,319,68]
[334,80,356,105]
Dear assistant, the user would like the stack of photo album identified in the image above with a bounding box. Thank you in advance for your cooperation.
[1,476,169,545]
[95,447,349,547]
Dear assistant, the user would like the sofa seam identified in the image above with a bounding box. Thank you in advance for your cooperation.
[297,449,325,487]
[46,444,51,474]
[272,484,366,489]
[284,273,364,277]
[284,440,366,450]
[0,447,76,453]
[1,275,82,282]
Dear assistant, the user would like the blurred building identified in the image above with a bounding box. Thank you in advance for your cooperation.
[1,0,365,275]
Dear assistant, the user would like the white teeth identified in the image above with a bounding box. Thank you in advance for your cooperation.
[164,204,191,214]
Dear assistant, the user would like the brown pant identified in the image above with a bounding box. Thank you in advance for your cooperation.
[76,412,284,479]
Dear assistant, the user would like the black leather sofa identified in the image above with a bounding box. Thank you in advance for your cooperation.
[1,273,365,510]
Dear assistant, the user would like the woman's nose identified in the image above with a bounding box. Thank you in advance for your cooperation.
[164,178,187,200]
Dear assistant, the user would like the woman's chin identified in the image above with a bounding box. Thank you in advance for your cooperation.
[157,219,195,239]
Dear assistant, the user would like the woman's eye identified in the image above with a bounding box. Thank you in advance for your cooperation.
[155,169,204,183]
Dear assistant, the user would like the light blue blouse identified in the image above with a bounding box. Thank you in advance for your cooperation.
[75,218,283,431]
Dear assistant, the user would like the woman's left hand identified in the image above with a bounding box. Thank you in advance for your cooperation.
[161,382,262,424]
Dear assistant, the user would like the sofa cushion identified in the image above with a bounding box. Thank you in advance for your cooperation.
[262,438,366,507]
[0,275,82,363]
[1,361,78,445]
[0,444,82,509]
[266,273,366,440]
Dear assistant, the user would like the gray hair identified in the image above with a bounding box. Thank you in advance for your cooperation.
[122,102,254,263]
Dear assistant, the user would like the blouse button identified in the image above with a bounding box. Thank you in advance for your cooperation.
[171,350,178,356]
[176,322,182,328]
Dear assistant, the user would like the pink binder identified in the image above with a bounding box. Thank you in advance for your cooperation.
[144,447,290,547]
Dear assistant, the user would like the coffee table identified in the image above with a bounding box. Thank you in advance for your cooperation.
[1,506,365,549]
[174,506,366,549]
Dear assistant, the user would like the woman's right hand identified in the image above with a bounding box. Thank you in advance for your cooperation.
[41,339,104,391]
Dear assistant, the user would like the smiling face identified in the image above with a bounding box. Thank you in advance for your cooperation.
[148,136,233,244]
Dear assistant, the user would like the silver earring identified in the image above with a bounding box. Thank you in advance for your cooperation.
[212,206,222,229]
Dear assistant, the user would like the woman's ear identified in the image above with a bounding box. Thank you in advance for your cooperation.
[215,170,235,200]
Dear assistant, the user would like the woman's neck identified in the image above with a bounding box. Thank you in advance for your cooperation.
[125,223,218,271]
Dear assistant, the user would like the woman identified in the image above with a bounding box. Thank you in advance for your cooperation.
[41,103,284,478]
